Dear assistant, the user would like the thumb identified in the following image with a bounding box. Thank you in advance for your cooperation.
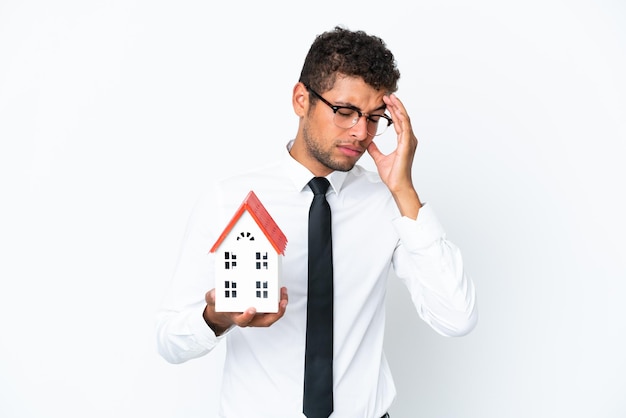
[367,141,383,162]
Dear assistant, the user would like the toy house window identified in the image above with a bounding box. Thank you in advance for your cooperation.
[224,252,237,269]
[224,281,237,298]
[255,252,268,270]
[255,281,269,298]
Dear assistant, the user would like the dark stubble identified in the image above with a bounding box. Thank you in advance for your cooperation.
[302,123,360,173]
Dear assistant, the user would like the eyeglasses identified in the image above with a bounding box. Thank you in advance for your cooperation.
[305,85,393,137]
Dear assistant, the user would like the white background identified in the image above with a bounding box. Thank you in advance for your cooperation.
[1,1,625,417]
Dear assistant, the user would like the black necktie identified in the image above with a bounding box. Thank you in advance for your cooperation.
[303,177,333,418]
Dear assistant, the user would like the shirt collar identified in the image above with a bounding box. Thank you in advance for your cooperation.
[283,140,349,196]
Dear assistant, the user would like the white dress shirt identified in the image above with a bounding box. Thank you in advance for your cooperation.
[156,141,477,418]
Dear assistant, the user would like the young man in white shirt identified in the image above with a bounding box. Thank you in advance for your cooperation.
[156,26,478,418]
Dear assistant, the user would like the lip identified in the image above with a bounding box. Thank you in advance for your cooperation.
[337,144,364,157]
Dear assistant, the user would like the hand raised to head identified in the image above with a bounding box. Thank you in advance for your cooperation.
[367,94,422,219]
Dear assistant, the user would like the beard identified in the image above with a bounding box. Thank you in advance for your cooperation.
[302,123,360,172]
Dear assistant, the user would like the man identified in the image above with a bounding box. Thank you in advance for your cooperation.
[156,26,477,417]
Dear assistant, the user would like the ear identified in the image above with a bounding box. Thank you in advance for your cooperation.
[292,82,308,117]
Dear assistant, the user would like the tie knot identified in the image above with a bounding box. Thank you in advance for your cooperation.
[308,177,330,196]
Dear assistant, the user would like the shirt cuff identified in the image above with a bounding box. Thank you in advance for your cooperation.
[392,203,446,251]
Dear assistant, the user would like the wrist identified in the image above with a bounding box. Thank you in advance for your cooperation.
[391,187,422,219]
[203,307,231,336]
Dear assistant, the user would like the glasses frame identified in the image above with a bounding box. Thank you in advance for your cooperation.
[304,84,393,136]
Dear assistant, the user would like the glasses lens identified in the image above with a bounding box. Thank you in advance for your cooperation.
[332,109,392,137]
[333,109,360,129]
[367,114,392,137]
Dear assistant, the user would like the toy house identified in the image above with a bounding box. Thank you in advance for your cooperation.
[209,191,287,313]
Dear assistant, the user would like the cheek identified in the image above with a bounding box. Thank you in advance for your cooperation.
[309,106,338,134]
[305,116,335,143]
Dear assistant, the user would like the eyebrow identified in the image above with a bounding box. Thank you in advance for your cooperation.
[372,103,388,113]
[336,101,388,114]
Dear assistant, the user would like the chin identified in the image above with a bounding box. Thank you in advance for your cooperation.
[329,160,358,172]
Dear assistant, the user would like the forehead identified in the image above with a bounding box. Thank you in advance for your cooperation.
[323,76,387,111]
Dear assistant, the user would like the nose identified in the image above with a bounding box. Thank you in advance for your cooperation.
[348,115,370,140]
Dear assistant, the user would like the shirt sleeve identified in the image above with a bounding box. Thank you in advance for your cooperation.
[391,203,478,337]
[155,187,227,364]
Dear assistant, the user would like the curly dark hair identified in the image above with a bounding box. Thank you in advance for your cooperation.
[298,26,400,96]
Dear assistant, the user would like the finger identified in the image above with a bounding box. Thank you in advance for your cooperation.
[247,287,289,328]
[388,95,418,151]
[386,94,407,116]
[249,312,284,328]
[382,96,405,140]
[278,286,289,310]
[205,289,216,306]
[232,308,258,327]
[386,94,411,133]
[366,141,384,162]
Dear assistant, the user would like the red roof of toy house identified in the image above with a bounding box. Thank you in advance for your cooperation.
[209,191,287,255]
